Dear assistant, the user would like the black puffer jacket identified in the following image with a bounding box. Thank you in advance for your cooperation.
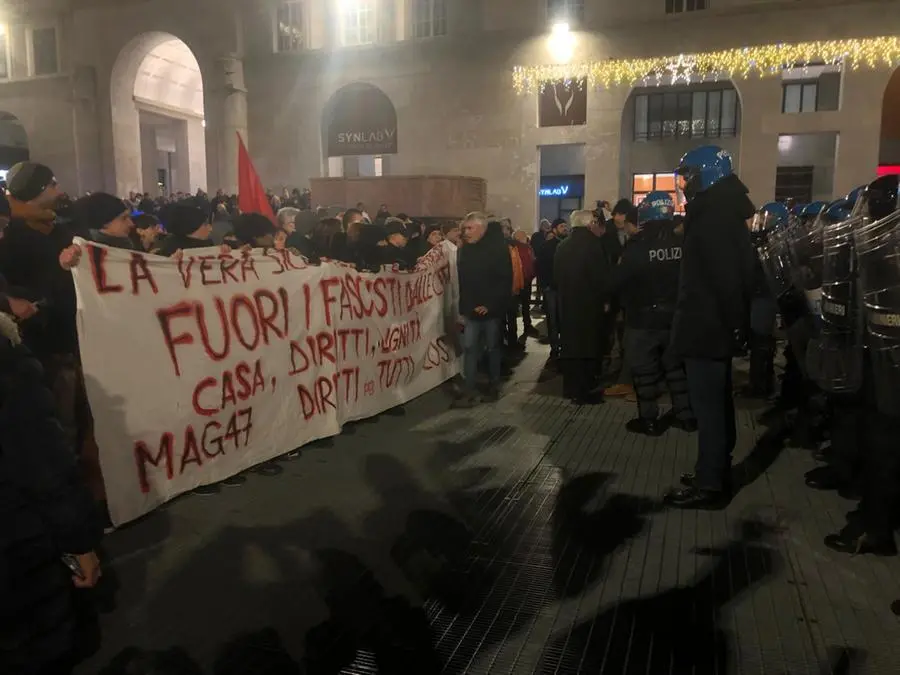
[669,174,757,360]
[457,223,512,319]
[0,314,103,673]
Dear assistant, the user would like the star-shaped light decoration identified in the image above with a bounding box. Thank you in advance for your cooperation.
[666,54,697,85]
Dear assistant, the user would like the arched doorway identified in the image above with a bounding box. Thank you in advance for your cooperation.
[879,67,900,168]
[0,112,28,183]
[619,81,742,210]
[110,33,206,197]
[322,82,397,178]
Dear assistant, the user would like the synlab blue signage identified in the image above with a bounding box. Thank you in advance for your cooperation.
[538,175,585,199]
[539,185,570,197]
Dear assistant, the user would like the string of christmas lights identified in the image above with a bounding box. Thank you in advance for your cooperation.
[512,36,900,94]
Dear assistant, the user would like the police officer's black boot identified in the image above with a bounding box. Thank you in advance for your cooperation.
[824,521,897,556]
[626,417,665,437]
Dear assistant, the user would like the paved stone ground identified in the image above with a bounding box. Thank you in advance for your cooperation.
[76,334,900,674]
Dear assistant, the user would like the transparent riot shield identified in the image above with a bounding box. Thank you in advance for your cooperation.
[757,228,792,300]
[854,210,900,417]
[805,215,865,393]
[788,217,825,320]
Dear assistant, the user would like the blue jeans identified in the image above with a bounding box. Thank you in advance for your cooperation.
[463,318,501,392]
[685,358,735,491]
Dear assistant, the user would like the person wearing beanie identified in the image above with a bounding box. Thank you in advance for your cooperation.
[74,193,136,250]
[379,217,412,269]
[0,192,38,323]
[231,212,276,248]
[152,202,214,257]
[0,161,78,362]
[0,163,98,502]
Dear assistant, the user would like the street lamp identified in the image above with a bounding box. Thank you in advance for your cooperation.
[547,22,574,64]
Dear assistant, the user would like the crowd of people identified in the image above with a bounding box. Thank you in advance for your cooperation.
[2,139,900,674]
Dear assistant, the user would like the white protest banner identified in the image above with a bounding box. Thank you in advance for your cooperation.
[71,240,461,525]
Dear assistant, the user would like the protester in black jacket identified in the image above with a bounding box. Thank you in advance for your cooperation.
[379,218,414,270]
[664,146,757,510]
[535,218,567,358]
[74,193,137,251]
[0,312,103,674]
[152,202,216,257]
[0,192,39,323]
[455,213,512,407]
[553,210,610,404]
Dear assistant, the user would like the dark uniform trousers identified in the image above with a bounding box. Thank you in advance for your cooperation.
[749,295,778,393]
[685,358,736,492]
[861,411,900,540]
[624,327,693,422]
[827,392,866,486]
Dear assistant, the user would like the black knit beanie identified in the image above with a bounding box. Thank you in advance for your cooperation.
[73,193,128,231]
[163,203,208,237]
[6,162,56,202]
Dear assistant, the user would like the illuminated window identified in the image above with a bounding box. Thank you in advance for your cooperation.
[632,173,683,214]
[340,0,376,46]
[634,87,739,140]
[374,155,383,176]
[276,1,305,52]
[412,0,447,38]
[666,0,707,14]
[547,0,584,23]
[782,82,818,113]
[30,26,58,76]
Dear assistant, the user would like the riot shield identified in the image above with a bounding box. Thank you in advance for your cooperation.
[805,215,865,393]
[854,210,900,417]
[788,216,824,320]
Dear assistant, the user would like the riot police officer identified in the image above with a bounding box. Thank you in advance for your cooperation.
[745,202,789,398]
[825,173,900,556]
[605,191,696,436]
[802,192,867,495]
[664,146,757,509]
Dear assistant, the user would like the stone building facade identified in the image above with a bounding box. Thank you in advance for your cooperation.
[0,0,898,227]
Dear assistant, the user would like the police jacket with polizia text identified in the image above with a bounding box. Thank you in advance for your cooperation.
[605,220,683,330]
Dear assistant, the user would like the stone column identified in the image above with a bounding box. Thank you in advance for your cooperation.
[204,55,248,195]
[186,117,208,192]
[172,119,191,193]
[140,123,158,195]
[832,68,892,195]
[584,85,630,202]
[735,77,781,204]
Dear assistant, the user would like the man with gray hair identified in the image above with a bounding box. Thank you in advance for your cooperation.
[553,209,611,404]
[454,212,512,406]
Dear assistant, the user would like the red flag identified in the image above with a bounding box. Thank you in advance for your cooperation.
[237,132,275,222]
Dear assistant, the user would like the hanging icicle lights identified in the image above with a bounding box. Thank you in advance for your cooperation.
[512,36,900,94]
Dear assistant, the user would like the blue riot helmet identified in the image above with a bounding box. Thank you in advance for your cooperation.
[855,174,900,221]
[842,184,866,219]
[820,198,853,226]
[799,201,827,224]
[674,145,733,203]
[637,190,675,226]
[751,201,789,233]
[790,203,808,217]
[749,201,790,247]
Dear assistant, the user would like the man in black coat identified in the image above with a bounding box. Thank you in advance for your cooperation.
[0,311,103,674]
[455,213,513,407]
[554,210,610,404]
[535,218,567,359]
[664,146,757,509]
